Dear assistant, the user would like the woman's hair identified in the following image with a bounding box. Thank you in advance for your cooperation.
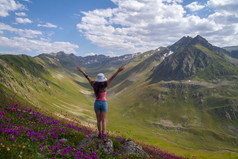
[93,81,108,98]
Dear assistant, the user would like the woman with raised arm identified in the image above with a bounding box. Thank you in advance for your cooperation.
[77,66,125,138]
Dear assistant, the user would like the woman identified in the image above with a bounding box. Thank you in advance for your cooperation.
[77,66,125,138]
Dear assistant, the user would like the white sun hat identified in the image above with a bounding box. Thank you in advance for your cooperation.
[95,73,107,82]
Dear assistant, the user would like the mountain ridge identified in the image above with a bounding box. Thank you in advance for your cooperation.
[223,46,238,59]
[37,51,140,75]
[1,35,238,158]
[149,35,238,83]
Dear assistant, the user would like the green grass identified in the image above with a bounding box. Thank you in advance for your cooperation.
[107,80,238,159]
[194,44,238,82]
[0,91,153,159]
[1,53,238,158]
[0,54,95,124]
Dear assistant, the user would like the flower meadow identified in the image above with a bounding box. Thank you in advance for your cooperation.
[0,92,189,159]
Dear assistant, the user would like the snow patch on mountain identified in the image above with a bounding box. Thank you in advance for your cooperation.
[162,51,174,60]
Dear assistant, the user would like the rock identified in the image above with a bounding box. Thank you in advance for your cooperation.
[199,98,204,104]
[122,140,150,158]
[79,134,114,154]
[79,134,149,158]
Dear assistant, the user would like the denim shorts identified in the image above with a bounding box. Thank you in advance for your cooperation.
[94,100,108,112]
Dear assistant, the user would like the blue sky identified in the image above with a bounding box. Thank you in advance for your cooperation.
[0,0,238,57]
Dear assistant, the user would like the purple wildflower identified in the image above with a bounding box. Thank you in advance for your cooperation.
[33,138,37,143]
[5,118,10,122]
[0,111,5,115]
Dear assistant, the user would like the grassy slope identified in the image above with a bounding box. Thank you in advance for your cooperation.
[1,52,238,158]
[1,91,157,159]
[104,49,238,158]
[107,80,238,159]
[94,49,238,158]
[194,45,238,81]
[0,55,96,125]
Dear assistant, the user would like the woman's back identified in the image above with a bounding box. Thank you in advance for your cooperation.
[93,81,108,100]
[95,91,106,101]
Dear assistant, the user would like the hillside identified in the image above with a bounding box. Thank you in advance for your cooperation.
[106,35,238,158]
[1,35,238,158]
[149,35,238,82]
[0,54,96,124]
[1,91,189,159]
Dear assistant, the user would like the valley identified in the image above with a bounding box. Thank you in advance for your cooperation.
[1,35,238,158]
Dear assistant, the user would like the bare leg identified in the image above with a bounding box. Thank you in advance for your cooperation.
[101,112,107,134]
[95,111,102,133]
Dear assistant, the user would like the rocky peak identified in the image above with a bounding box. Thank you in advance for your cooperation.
[190,35,212,49]
[149,35,238,83]
[169,36,193,51]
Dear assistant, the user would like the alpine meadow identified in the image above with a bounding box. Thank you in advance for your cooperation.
[1,35,238,159]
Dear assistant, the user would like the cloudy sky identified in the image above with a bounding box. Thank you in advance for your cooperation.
[0,0,238,56]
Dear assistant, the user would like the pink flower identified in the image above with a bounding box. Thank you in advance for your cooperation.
[12,108,16,112]
[51,152,55,155]
[13,104,18,108]
[88,148,90,151]
[72,148,75,151]
[86,135,89,139]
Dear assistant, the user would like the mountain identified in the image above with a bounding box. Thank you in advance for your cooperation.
[149,35,238,82]
[223,46,238,59]
[106,35,238,158]
[1,35,238,158]
[37,51,139,75]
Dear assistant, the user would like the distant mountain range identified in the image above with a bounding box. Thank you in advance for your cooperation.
[223,46,238,59]
[1,35,238,157]
[37,52,140,75]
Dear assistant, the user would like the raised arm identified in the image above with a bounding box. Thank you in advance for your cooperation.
[107,66,125,86]
[77,67,94,87]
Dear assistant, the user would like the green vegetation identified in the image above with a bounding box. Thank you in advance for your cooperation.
[107,81,238,159]
[1,35,238,158]
[1,92,160,159]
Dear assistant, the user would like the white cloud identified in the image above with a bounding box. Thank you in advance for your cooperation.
[163,0,183,3]
[0,36,79,54]
[76,0,238,53]
[207,0,238,25]
[0,0,25,17]
[86,52,98,56]
[186,2,205,12]
[207,0,238,14]
[37,22,58,28]
[107,51,119,57]
[0,23,42,38]
[77,0,186,52]
[15,12,26,16]
[0,23,79,55]
[15,17,32,24]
